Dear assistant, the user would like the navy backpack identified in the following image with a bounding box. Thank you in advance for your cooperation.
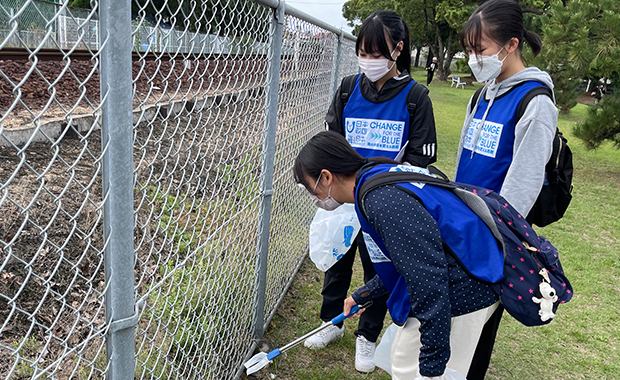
[356,168,574,326]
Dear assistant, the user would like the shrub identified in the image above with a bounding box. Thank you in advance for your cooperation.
[451,56,471,75]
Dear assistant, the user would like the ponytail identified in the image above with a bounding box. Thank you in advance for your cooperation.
[460,0,544,58]
[397,19,412,72]
[524,30,542,57]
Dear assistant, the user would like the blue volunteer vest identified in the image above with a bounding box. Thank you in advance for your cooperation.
[455,81,546,192]
[354,164,505,324]
[343,75,415,159]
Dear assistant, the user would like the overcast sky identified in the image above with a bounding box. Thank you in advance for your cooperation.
[285,0,353,32]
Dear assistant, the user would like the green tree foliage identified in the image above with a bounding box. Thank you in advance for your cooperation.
[572,0,620,148]
[416,0,477,80]
[69,0,90,9]
[131,0,217,34]
[130,0,267,37]
[532,0,620,148]
[343,0,479,79]
[529,2,581,112]
[342,0,619,148]
[342,0,397,35]
[574,96,620,149]
[342,0,425,66]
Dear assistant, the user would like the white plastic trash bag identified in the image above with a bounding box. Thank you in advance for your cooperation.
[373,322,398,375]
[309,203,360,272]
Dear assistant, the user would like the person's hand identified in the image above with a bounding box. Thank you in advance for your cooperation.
[343,296,365,317]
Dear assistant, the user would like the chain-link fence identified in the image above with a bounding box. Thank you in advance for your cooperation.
[0,0,358,379]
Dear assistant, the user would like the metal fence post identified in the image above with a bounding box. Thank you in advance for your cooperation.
[329,31,344,103]
[253,0,285,340]
[100,0,136,379]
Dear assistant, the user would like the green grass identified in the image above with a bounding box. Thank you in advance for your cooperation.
[250,68,620,380]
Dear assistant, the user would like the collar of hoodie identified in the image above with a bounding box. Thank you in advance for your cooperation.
[465,81,503,159]
[360,70,411,102]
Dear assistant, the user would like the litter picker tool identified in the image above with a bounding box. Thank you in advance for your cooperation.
[244,301,372,375]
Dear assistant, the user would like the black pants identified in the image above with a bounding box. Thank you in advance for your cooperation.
[426,71,435,86]
[320,233,389,343]
[466,304,504,380]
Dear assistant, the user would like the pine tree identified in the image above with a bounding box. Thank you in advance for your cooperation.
[534,0,620,148]
[572,0,620,149]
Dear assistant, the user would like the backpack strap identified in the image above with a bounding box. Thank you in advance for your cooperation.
[511,85,556,173]
[340,74,358,107]
[406,82,429,120]
[515,86,554,122]
[356,171,504,245]
[468,83,553,121]
[468,86,485,114]
[428,165,450,181]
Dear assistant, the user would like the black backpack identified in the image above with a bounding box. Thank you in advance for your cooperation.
[470,84,574,227]
[340,74,429,125]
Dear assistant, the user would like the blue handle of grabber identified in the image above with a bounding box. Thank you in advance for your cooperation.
[267,349,281,360]
[330,304,362,325]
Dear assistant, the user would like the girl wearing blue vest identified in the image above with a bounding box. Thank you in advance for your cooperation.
[456,1,559,379]
[305,11,438,373]
[294,131,500,380]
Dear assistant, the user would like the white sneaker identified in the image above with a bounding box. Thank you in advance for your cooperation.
[355,335,376,373]
[303,323,344,350]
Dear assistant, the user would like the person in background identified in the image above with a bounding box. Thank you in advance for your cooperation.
[591,83,605,104]
[307,10,438,374]
[456,0,558,378]
[295,131,500,380]
[426,57,438,86]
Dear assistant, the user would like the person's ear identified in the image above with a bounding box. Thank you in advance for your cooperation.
[506,37,519,55]
[320,169,333,186]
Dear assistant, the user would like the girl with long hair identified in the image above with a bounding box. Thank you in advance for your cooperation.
[456,1,559,378]
[295,131,500,380]
[305,11,438,374]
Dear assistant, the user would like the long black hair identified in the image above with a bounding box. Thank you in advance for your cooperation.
[460,0,542,58]
[356,11,411,72]
[294,131,395,190]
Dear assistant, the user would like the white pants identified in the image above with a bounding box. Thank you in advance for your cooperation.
[391,302,499,379]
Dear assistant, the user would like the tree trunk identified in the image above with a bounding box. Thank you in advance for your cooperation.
[434,23,449,81]
[414,44,422,67]
[436,29,459,81]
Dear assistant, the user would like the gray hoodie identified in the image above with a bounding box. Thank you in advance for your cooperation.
[455,67,558,216]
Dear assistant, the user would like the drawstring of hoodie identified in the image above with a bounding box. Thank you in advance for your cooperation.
[467,82,502,159]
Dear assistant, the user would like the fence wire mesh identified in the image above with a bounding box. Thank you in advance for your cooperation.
[0,0,358,379]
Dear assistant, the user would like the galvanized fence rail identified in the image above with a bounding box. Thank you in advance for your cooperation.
[0,0,358,379]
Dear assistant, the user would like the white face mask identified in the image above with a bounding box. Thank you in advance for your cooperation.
[468,46,508,83]
[358,48,398,82]
[310,174,343,211]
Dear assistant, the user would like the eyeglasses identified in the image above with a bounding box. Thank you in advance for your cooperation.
[312,173,322,194]
[296,174,322,196]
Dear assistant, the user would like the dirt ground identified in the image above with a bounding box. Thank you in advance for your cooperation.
[0,57,268,129]
[576,91,596,106]
[0,131,106,378]
[0,77,269,378]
